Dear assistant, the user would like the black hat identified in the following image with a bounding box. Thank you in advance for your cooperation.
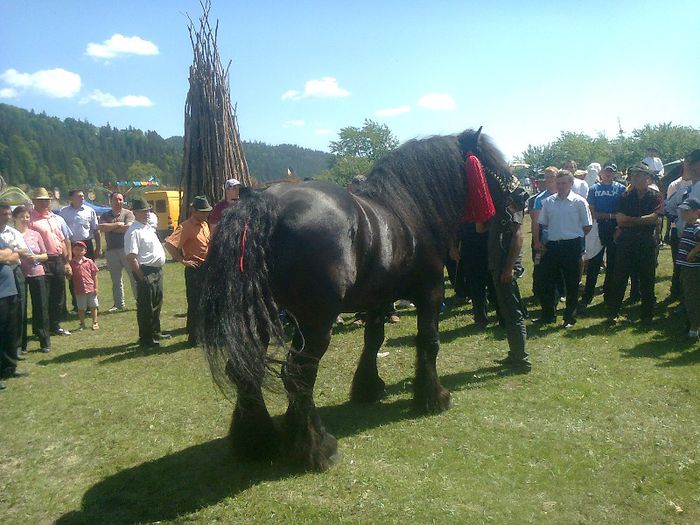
[678,197,700,211]
[603,163,618,172]
[130,198,150,212]
[191,195,212,212]
[686,149,700,165]
[627,162,652,176]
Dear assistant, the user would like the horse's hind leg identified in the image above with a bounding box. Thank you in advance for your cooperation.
[227,335,278,460]
[414,289,451,413]
[350,307,386,403]
[282,323,339,471]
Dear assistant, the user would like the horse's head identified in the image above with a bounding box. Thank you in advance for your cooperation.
[457,127,517,213]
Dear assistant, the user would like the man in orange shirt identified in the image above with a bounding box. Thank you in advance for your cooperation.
[165,196,212,345]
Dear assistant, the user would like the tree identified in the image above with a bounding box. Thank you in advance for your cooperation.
[522,124,700,174]
[324,119,399,185]
[319,156,374,187]
[126,160,164,182]
[329,119,398,161]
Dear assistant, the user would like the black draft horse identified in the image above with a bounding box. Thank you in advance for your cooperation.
[199,128,515,471]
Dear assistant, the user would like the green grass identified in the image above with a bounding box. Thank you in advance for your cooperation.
[1,242,698,524]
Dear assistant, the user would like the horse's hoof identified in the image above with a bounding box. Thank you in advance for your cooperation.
[307,431,340,471]
[229,409,279,461]
[350,377,386,403]
[415,388,451,414]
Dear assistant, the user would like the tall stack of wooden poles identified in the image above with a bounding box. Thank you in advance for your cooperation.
[179,0,251,222]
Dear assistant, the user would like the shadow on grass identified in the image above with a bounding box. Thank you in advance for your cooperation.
[56,437,304,525]
[38,339,192,366]
[58,365,507,524]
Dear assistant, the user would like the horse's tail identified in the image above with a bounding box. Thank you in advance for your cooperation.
[198,190,286,399]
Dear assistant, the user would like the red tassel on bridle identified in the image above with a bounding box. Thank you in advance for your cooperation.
[239,223,248,272]
[462,151,495,223]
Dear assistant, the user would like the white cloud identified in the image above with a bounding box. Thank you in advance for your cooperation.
[83,89,153,108]
[417,93,456,111]
[375,105,411,117]
[0,68,81,98]
[284,119,306,127]
[86,34,159,59]
[314,128,332,136]
[282,90,302,101]
[0,87,18,98]
[281,77,350,101]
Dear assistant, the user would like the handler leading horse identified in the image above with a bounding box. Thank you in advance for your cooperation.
[199,128,514,470]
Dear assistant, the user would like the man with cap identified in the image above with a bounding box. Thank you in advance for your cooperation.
[606,163,663,325]
[209,178,242,230]
[675,197,700,340]
[483,187,531,372]
[581,162,626,306]
[124,198,169,347]
[164,196,212,345]
[29,187,72,336]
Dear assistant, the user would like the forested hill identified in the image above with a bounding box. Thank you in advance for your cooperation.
[0,103,332,191]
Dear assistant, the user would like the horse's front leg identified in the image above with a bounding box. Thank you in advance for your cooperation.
[282,323,339,471]
[414,289,451,413]
[350,307,386,403]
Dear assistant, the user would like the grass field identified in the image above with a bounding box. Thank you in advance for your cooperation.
[1,240,698,524]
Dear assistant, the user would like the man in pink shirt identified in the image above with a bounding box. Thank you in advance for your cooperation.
[29,187,72,336]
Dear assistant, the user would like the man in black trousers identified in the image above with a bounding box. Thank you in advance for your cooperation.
[124,198,170,347]
[536,170,593,327]
[606,163,663,325]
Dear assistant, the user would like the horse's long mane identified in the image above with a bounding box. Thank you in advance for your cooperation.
[356,129,513,249]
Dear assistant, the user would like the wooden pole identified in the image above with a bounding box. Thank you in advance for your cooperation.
[180,0,251,222]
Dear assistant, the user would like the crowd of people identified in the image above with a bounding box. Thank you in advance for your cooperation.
[448,148,700,372]
[2,146,700,389]
[0,178,243,390]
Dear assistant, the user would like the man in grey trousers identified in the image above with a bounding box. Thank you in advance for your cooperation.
[99,192,137,311]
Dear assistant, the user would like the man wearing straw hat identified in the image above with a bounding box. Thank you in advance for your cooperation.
[125,198,169,348]
[29,187,72,336]
[165,195,212,345]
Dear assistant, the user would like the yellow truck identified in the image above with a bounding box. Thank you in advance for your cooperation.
[144,190,181,239]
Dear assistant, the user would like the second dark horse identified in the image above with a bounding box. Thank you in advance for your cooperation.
[199,128,514,471]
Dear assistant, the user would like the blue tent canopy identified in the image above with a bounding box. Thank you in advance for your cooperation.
[84,199,111,215]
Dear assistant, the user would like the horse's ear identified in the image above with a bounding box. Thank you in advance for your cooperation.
[474,126,483,155]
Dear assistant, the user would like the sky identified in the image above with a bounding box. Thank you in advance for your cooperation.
[1,0,699,160]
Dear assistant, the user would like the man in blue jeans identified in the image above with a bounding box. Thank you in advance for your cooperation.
[582,163,626,306]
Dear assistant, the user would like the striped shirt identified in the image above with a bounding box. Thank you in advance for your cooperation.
[676,221,700,269]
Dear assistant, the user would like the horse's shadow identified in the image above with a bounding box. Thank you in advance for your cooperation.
[56,366,506,524]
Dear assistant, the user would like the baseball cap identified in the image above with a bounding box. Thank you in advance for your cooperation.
[603,163,618,172]
[72,241,87,249]
[628,162,652,176]
[678,197,700,211]
[225,178,242,189]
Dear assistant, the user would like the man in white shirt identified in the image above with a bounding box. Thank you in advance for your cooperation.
[536,170,593,327]
[642,147,664,178]
[125,198,169,348]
